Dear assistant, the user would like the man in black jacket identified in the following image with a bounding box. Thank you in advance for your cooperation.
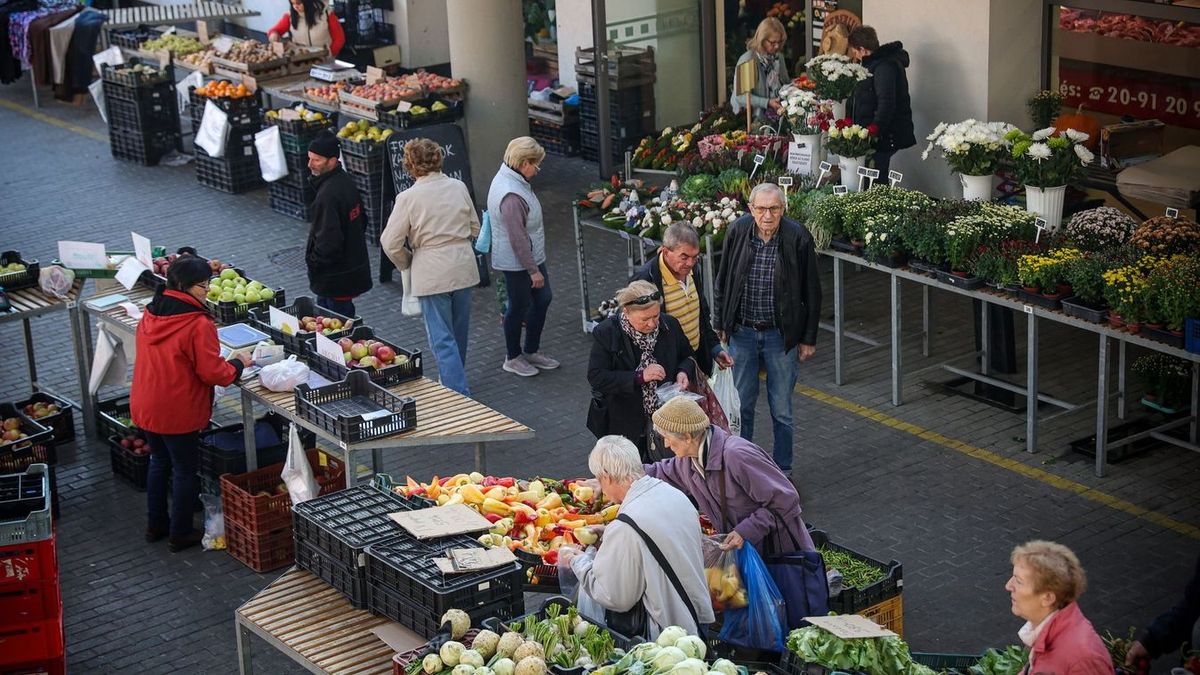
[714,183,821,475]
[305,131,372,317]
[848,26,915,179]
[631,222,733,377]
[1125,553,1200,670]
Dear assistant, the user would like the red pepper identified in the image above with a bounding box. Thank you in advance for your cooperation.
[497,477,515,488]
[610,174,620,189]
[482,476,497,487]
[543,550,558,565]
[513,511,532,525]
[484,513,503,523]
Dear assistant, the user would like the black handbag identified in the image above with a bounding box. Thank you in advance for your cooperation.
[585,393,608,438]
[475,251,491,288]
[606,513,707,639]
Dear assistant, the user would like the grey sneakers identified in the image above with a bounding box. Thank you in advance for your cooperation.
[503,353,559,376]
[523,352,560,370]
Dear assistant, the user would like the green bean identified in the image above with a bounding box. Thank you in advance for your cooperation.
[818,546,886,589]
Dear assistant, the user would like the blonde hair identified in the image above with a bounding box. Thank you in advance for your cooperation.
[747,17,786,53]
[403,138,443,177]
[503,136,546,170]
[1011,540,1088,608]
[615,280,659,308]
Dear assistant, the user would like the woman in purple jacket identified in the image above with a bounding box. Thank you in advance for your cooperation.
[646,396,814,553]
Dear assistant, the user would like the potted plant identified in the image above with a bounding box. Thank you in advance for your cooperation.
[862,217,906,267]
[803,54,870,118]
[1061,253,1110,323]
[1128,214,1200,257]
[1132,353,1192,413]
[779,85,834,175]
[1102,263,1151,331]
[922,119,1017,201]
[1144,257,1200,346]
[1026,90,1064,129]
[825,119,878,192]
[1005,126,1095,231]
[1064,206,1138,252]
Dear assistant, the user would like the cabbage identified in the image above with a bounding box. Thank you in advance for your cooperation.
[680,174,717,202]
[492,658,516,675]
[669,659,708,675]
[440,641,466,667]
[655,626,688,648]
[673,636,706,661]
[709,659,738,675]
[650,646,687,672]
[460,650,485,668]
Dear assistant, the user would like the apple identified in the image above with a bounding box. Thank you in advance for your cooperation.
[368,342,383,358]
[336,337,353,352]
[220,268,238,281]
[2,429,20,441]
[350,343,369,360]
[343,352,353,364]
[358,356,378,369]
[376,345,396,364]
[328,318,343,330]
[259,288,275,300]
[1,418,19,431]
[322,328,334,335]
[395,354,410,365]
[349,360,359,368]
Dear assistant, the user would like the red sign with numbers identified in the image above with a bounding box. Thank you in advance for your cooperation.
[1058,58,1200,130]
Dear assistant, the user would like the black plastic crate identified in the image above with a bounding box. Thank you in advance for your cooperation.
[107,434,150,490]
[197,421,287,480]
[0,463,49,533]
[1060,297,1107,324]
[341,150,386,176]
[107,25,163,50]
[295,371,418,445]
[268,196,310,221]
[267,179,316,205]
[109,125,180,166]
[0,251,40,292]
[378,97,463,130]
[101,59,174,90]
[190,106,263,133]
[339,136,385,159]
[579,113,652,142]
[370,579,523,640]
[811,529,903,614]
[188,85,264,116]
[14,393,74,447]
[247,296,356,356]
[95,394,133,440]
[291,482,427,569]
[268,105,336,136]
[295,535,368,607]
[202,283,286,326]
[0,403,54,461]
[911,653,981,671]
[105,90,178,132]
[0,438,54,475]
[194,145,264,195]
[349,170,385,196]
[935,270,985,291]
[1018,289,1063,312]
[304,326,422,387]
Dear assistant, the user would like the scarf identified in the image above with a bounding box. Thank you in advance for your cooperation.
[619,310,660,419]
[757,51,781,98]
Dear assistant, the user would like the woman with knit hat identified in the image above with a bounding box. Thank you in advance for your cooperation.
[646,396,814,555]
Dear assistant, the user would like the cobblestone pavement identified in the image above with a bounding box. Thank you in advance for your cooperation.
[2,84,1198,674]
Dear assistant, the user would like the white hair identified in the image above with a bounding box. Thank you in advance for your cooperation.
[588,435,646,485]
[748,182,785,207]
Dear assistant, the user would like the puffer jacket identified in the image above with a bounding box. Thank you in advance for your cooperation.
[850,41,916,153]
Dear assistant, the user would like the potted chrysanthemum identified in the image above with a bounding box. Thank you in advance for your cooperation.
[1005,126,1094,231]
[922,119,1018,201]
[824,119,877,192]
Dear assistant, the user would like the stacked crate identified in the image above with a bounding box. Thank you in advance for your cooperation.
[339,136,389,238]
[266,110,334,221]
[575,46,656,163]
[528,95,579,157]
[195,419,289,497]
[101,59,181,166]
[0,464,63,675]
[189,85,265,194]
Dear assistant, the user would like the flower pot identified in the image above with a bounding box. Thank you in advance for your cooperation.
[831,99,847,121]
[1041,291,1064,301]
[1108,313,1125,329]
[1024,185,1067,232]
[960,173,993,201]
[791,133,822,176]
[1057,284,1073,297]
[1125,321,1141,334]
[839,155,864,191]
[1022,286,1040,295]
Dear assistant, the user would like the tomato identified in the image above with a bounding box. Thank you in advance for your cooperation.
[542,550,558,565]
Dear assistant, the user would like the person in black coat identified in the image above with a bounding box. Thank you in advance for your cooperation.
[1125,553,1200,670]
[848,26,915,179]
[587,280,696,462]
[305,131,372,317]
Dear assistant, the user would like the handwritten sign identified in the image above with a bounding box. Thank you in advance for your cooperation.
[131,231,152,269]
[777,176,793,187]
[388,123,475,203]
[92,45,124,72]
[212,35,235,55]
[805,614,896,639]
[389,504,493,539]
[278,108,300,121]
[114,256,149,291]
[366,66,385,85]
[396,100,413,113]
[57,241,108,269]
[787,139,814,175]
[1166,207,1180,218]
[270,41,285,57]
[196,21,209,44]
[242,74,257,92]
[434,547,519,574]
[314,331,345,365]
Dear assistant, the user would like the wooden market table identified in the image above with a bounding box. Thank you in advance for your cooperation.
[77,285,533,483]
[235,567,395,674]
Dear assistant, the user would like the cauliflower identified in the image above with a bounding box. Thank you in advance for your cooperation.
[651,646,686,672]
[674,637,706,661]
[422,654,443,675]
[656,627,688,648]
[440,641,466,667]
[514,656,547,675]
[470,630,501,660]
[492,658,516,675]
[441,609,472,641]
[512,642,545,663]
[496,632,525,660]
[459,650,485,668]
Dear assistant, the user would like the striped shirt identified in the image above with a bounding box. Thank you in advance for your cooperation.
[739,232,777,325]
[659,255,700,350]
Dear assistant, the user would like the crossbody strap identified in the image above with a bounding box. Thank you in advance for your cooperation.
[617,513,706,637]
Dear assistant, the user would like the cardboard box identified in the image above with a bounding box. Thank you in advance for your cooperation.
[1101,120,1166,169]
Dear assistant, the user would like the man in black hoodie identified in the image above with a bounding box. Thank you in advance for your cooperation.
[848,26,915,179]
[306,130,372,317]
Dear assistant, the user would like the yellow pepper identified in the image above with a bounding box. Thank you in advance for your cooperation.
[459,484,485,505]
[483,486,508,501]
[599,504,620,522]
[481,497,512,517]
[536,493,563,510]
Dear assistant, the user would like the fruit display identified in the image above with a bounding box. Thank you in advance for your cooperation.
[334,336,407,369]
[285,313,352,337]
[394,475,617,565]
[206,268,276,305]
[265,105,327,123]
[407,100,452,118]
[21,400,61,421]
[220,38,279,64]
[180,49,217,71]
[336,119,393,143]
[195,79,255,99]
[142,34,207,57]
[346,79,422,103]
[150,252,232,279]
[409,70,464,93]
[0,417,30,444]
[2,261,26,273]
[117,432,150,456]
[304,81,346,104]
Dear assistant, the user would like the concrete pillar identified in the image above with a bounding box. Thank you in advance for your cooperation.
[393,0,450,68]
[446,0,528,200]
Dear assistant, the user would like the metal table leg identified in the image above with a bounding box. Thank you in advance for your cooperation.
[475,442,486,474]
[573,207,592,333]
[1026,312,1038,453]
[833,257,844,386]
[69,303,96,439]
[921,285,930,358]
[22,318,38,385]
[979,298,990,378]
[1095,334,1109,477]
[241,388,258,472]
[371,448,383,476]
[236,620,254,675]
[1117,339,1127,420]
[890,274,902,406]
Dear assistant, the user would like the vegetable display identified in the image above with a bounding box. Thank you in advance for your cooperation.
[499,602,621,672]
[592,626,751,675]
[817,545,885,589]
[964,646,1029,675]
[786,626,935,675]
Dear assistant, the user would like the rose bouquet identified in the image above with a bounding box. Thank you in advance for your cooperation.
[921,119,1018,176]
[803,54,870,101]
[778,85,834,135]
[825,119,877,158]
[1005,126,1094,187]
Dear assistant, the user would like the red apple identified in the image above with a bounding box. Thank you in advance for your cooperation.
[368,342,383,358]
[1,418,19,432]
[2,429,20,441]
[376,346,395,364]
[350,343,369,360]
[337,337,353,352]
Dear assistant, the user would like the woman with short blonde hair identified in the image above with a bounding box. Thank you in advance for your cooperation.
[731,17,789,121]
[503,137,546,171]
[1004,540,1111,674]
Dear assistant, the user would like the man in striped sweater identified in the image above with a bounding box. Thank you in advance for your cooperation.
[631,223,734,377]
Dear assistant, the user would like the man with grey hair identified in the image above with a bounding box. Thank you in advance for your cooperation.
[713,182,821,477]
[560,435,714,639]
[631,222,733,376]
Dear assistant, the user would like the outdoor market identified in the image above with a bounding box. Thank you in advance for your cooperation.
[0,0,1198,674]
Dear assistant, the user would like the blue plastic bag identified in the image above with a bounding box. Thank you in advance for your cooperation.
[475,210,492,254]
[718,543,786,652]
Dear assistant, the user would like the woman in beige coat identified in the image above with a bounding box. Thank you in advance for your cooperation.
[381,138,480,396]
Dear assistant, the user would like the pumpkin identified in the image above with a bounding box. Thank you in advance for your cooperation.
[1054,104,1101,150]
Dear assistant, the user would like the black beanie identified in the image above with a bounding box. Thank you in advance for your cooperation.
[308,130,340,158]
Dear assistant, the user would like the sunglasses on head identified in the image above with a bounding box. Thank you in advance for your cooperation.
[622,290,662,307]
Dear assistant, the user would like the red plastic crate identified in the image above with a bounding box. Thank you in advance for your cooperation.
[0,655,64,675]
[0,614,63,666]
[220,450,345,534]
[225,521,294,573]
[0,581,60,627]
[0,536,57,587]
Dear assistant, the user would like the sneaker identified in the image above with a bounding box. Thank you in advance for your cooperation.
[503,356,539,377]
[523,352,560,370]
[168,530,204,553]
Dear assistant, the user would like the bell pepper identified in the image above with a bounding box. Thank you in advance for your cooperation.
[459,484,485,505]
[489,517,514,536]
[510,502,535,520]
[599,504,620,522]
[534,509,553,528]
[557,519,587,530]
[527,480,546,500]
[574,527,598,546]
[405,476,422,495]
[424,476,441,499]
[444,492,464,506]
[436,493,450,506]
[536,493,563,510]
[484,513,503,523]
[515,490,541,504]
[469,471,485,484]
[496,477,515,488]
[571,484,594,502]
[482,476,497,487]
[481,497,512,517]
[543,549,559,565]
[581,513,606,526]
[483,486,507,501]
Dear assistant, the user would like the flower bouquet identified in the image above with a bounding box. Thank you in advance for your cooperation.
[778,85,834,135]
[826,119,878,190]
[1006,126,1095,230]
[922,119,1017,200]
[803,54,870,105]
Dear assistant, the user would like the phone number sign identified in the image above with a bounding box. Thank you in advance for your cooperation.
[1058,58,1200,130]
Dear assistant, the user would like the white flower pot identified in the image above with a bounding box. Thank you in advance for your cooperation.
[831,99,847,121]
[839,155,864,192]
[960,173,993,201]
[791,133,822,175]
[1025,185,1067,231]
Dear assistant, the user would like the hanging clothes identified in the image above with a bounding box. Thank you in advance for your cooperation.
[47,9,75,85]
[64,7,105,94]
[28,5,80,86]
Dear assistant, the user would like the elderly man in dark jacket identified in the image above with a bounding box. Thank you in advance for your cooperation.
[305,130,372,317]
[848,25,915,179]
[714,183,821,476]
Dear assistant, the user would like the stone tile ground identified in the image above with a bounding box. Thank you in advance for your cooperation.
[1,83,1197,673]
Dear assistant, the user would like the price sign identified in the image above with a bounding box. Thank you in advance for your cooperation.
[212,35,235,54]
[888,170,903,187]
[1166,207,1180,218]
[366,66,385,85]
[196,21,209,44]
[396,100,413,112]
[279,108,300,121]
[778,175,793,200]
[270,41,285,57]
[749,153,766,180]
[832,185,848,195]
[815,161,832,188]
[787,139,814,175]
[1034,217,1050,243]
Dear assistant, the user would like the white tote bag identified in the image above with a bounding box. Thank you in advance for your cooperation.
[400,268,422,317]
[709,367,742,436]
[195,100,229,158]
[281,424,319,504]
[255,126,289,182]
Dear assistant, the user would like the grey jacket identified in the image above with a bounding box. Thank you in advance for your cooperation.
[730,49,789,119]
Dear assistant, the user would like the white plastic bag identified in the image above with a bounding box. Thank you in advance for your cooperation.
[255,125,289,182]
[654,382,704,407]
[710,367,742,436]
[259,355,309,392]
[195,99,229,158]
[88,79,106,124]
[38,265,75,300]
[201,493,226,550]
[176,69,203,113]
[281,423,319,504]
[400,268,421,317]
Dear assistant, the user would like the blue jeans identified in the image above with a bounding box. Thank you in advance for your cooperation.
[419,288,472,396]
[727,326,798,472]
[316,296,356,318]
[502,263,553,360]
[145,430,201,537]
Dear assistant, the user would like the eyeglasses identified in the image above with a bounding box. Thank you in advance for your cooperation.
[622,290,662,307]
[193,281,210,290]
[750,205,783,215]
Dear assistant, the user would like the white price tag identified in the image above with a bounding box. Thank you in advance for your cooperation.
[314,331,345,365]
[832,185,848,195]
[57,241,108,269]
[777,176,793,187]
[888,170,903,187]
[268,305,299,332]
[787,141,813,176]
[1034,217,1050,243]
[753,153,766,166]
[212,36,235,54]
[92,45,124,73]
[1023,304,1034,314]
[1165,207,1180,218]
[815,161,832,188]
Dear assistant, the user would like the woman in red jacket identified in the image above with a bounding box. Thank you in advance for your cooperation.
[131,258,251,552]
[1005,540,1113,675]
[267,0,345,58]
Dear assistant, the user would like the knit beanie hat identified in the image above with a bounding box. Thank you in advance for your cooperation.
[652,396,710,435]
[308,130,340,158]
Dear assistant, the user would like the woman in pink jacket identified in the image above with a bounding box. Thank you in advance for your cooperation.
[1005,540,1114,675]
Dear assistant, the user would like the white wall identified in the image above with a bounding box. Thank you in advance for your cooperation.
[393,0,450,68]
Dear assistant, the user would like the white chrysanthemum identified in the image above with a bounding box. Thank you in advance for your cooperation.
[1064,128,1090,143]
[1027,143,1052,160]
[1032,127,1056,141]
[1073,144,1094,165]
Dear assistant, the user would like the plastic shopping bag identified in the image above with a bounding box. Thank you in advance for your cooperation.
[654,382,704,407]
[260,355,310,392]
[195,99,229,158]
[690,366,730,432]
[201,493,226,550]
[718,543,786,652]
[400,268,422,317]
[39,265,75,300]
[556,544,592,601]
[702,535,747,612]
[709,366,742,436]
[255,125,289,182]
[474,210,492,254]
[281,423,319,504]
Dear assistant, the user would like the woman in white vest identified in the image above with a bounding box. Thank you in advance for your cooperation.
[267,0,345,58]
[488,137,559,378]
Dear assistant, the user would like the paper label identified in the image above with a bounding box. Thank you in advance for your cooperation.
[366,66,385,84]
[434,547,518,574]
[212,36,235,54]
[776,176,793,187]
[157,49,171,67]
[115,256,149,291]
[270,41,285,56]
[396,100,412,113]
[177,70,204,110]
[242,74,257,92]
[58,241,108,269]
[268,305,300,332]
[787,141,813,176]
[805,614,896,639]
[314,330,344,365]
[1166,207,1180,218]
[389,504,494,539]
[131,231,152,268]
[832,185,848,195]
[197,21,210,44]
[92,45,124,73]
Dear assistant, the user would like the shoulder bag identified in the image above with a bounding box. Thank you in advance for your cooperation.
[605,513,708,639]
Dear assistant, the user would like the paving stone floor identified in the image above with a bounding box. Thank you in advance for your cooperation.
[1,82,1197,674]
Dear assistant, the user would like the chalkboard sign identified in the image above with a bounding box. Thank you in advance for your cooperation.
[386,123,475,203]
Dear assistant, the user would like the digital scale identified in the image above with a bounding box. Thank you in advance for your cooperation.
[309,63,361,83]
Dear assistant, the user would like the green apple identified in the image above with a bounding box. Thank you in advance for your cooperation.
[244,290,261,303]
[219,291,235,302]
[220,268,238,281]
[259,288,274,300]
[222,278,237,289]
[247,281,263,292]
[234,293,246,304]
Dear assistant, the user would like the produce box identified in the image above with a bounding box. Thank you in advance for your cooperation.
[188,83,264,115]
[292,480,428,569]
[0,614,64,666]
[0,464,52,545]
[14,393,74,446]
[101,58,174,90]
[95,394,133,440]
[266,180,316,207]
[811,529,902,615]
[138,250,234,294]
[197,420,288,480]
[212,54,289,81]
[286,44,327,70]
[341,151,387,176]
[0,404,53,459]
[109,125,180,167]
[265,103,335,142]
[247,296,356,356]
[379,97,462,130]
[107,433,150,490]
[49,248,166,279]
[483,596,638,650]
[910,653,981,671]
[0,575,61,628]
[365,533,523,638]
[304,326,421,387]
[107,25,163,50]
[220,449,344,534]
[226,520,294,572]
[0,251,40,292]
[0,439,55,474]
[391,629,479,675]
[203,268,285,325]
[294,370,418,445]
[194,147,265,195]
[858,593,904,637]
